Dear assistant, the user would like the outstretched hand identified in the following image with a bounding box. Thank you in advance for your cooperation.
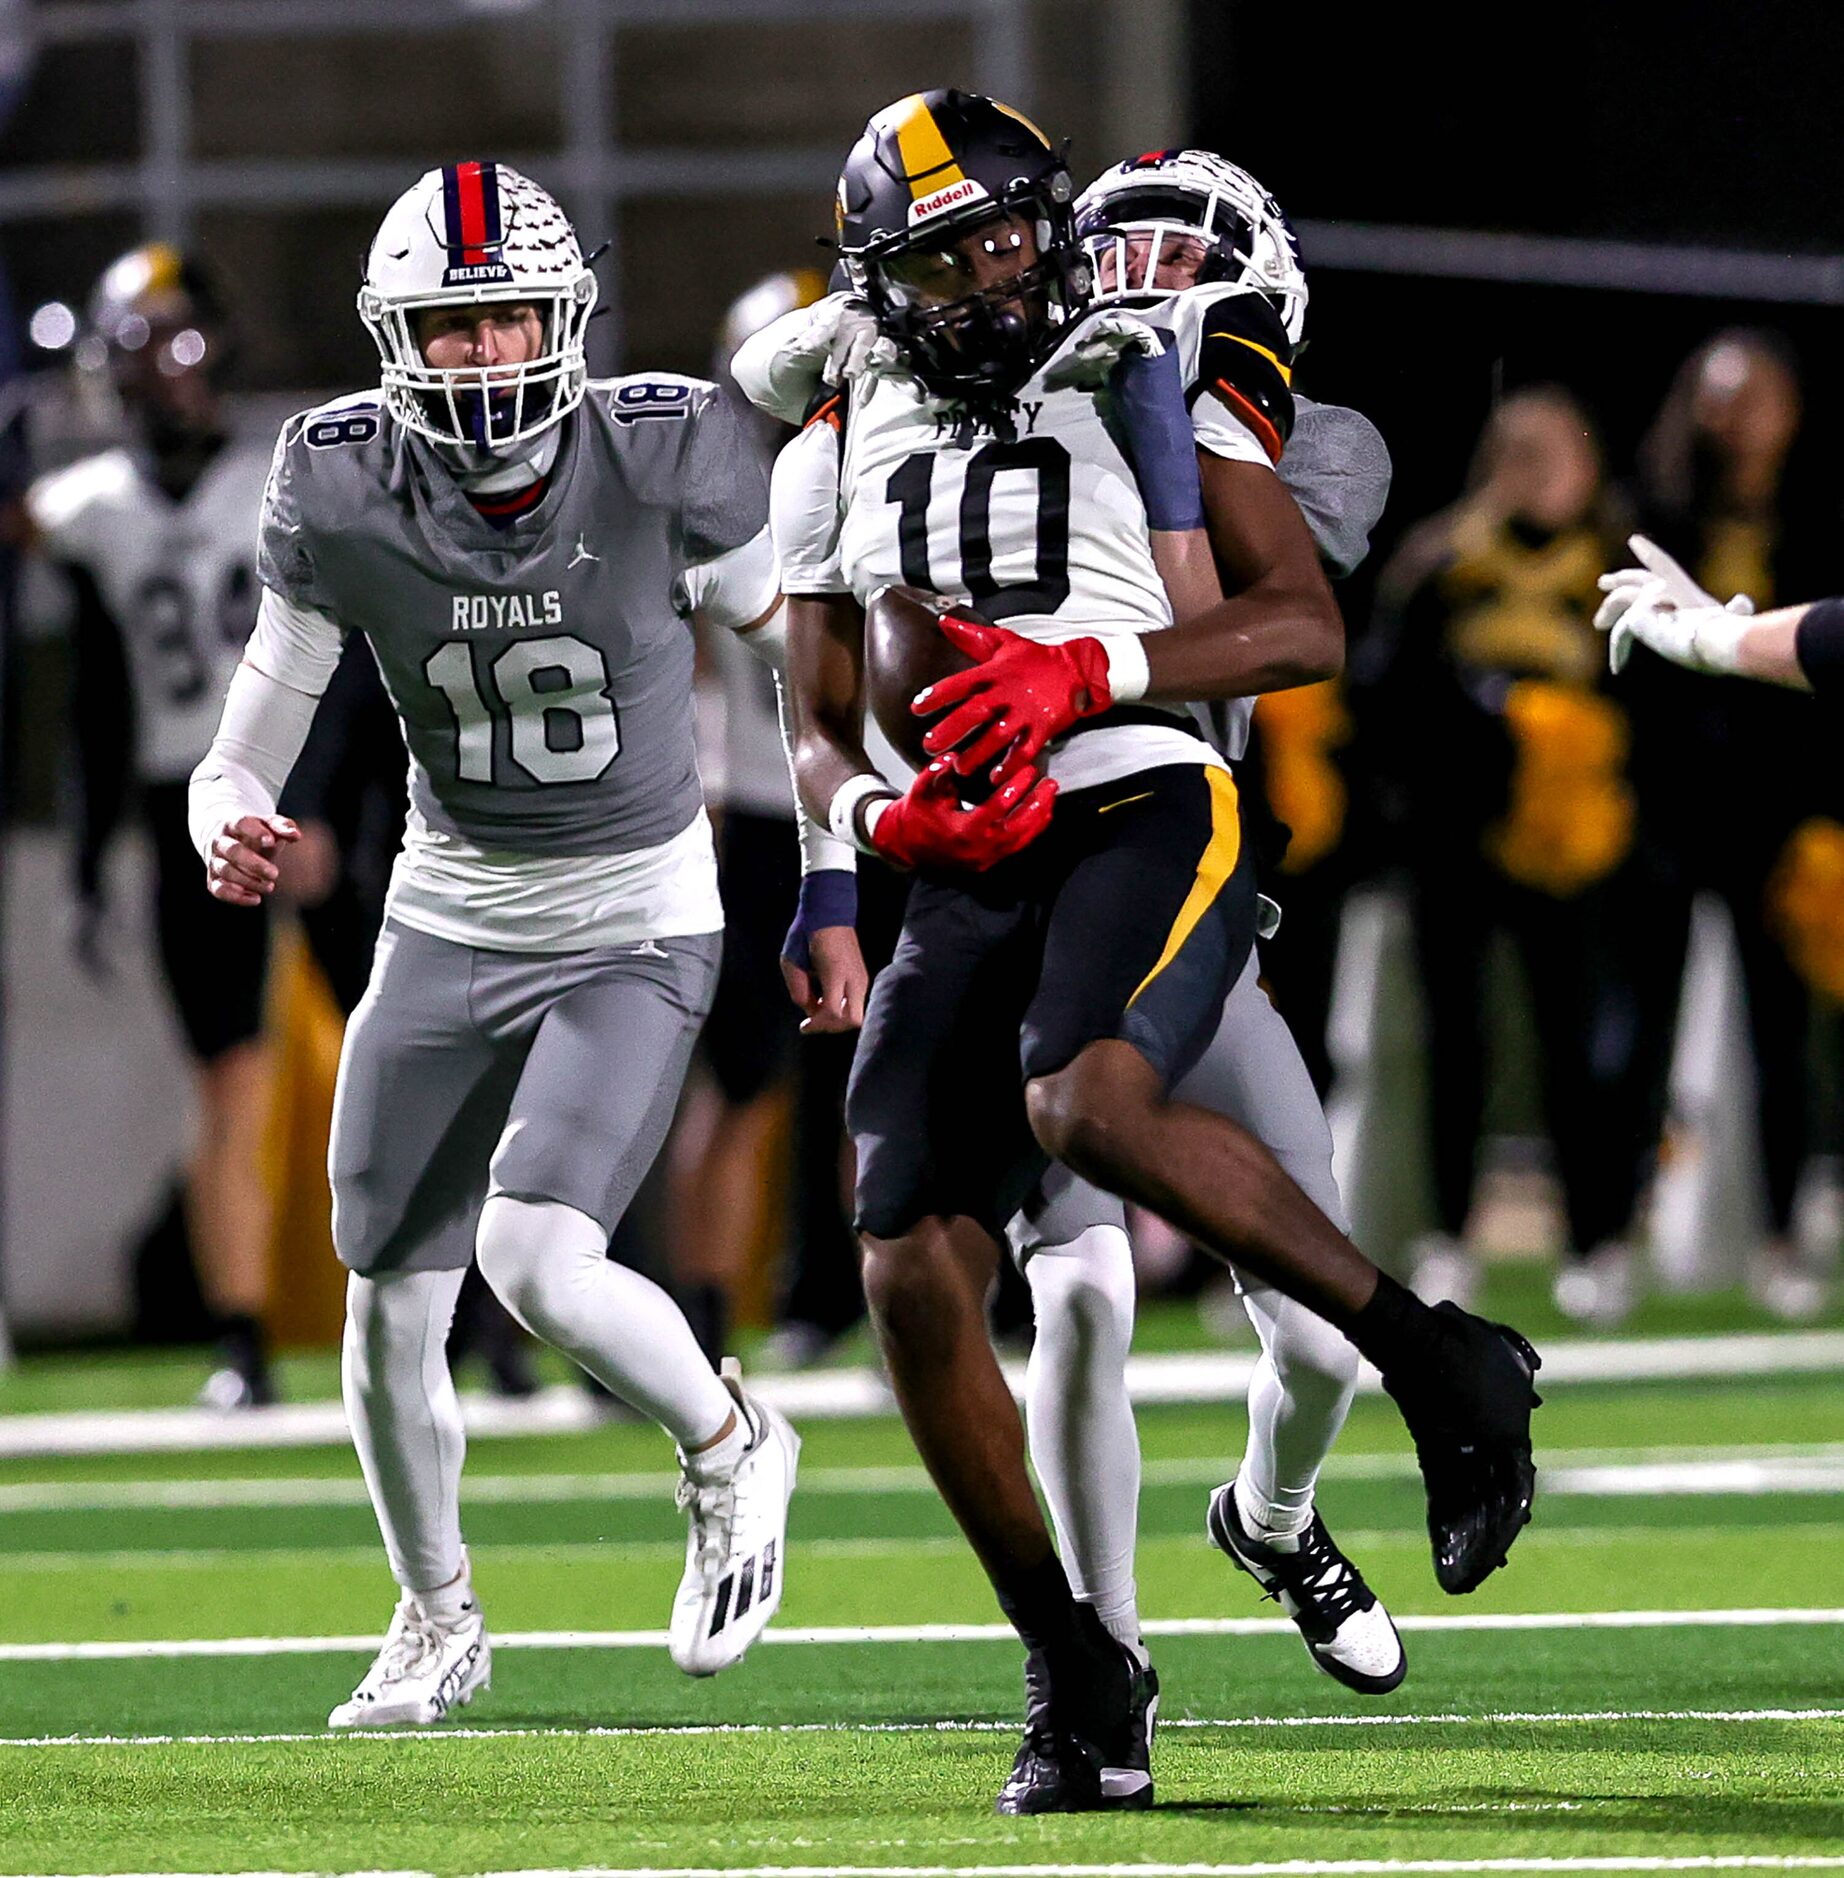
[1594,533,1754,674]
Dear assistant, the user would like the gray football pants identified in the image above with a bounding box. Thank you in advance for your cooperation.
[330,920,721,1274]
[1009,948,1360,1529]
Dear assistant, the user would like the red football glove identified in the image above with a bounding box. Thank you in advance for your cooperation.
[869,758,1057,873]
[914,615,1115,785]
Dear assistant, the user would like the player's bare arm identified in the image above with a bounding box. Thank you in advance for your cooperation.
[1186,448,1344,690]
[722,591,870,1032]
[786,590,877,831]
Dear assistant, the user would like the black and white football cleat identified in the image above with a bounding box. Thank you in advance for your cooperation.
[996,1626,1157,1815]
[669,1358,801,1676]
[1380,1303,1542,1594]
[1208,1482,1405,1694]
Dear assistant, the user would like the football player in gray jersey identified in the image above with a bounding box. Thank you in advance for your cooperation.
[188,161,818,1727]
[1007,149,1403,1698]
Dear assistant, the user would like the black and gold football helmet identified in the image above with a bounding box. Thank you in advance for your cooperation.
[833,88,1089,403]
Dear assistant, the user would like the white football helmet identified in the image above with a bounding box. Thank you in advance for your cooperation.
[358,161,597,457]
[1075,148,1308,348]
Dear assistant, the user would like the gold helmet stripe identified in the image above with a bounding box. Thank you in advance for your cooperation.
[989,99,1052,148]
[889,93,966,197]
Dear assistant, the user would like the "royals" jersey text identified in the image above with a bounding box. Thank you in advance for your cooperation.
[450,591,565,633]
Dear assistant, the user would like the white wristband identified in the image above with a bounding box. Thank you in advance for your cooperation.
[1100,631,1151,704]
[827,772,899,854]
[799,814,858,876]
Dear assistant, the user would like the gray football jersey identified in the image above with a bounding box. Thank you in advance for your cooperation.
[259,376,767,856]
[1191,393,1393,764]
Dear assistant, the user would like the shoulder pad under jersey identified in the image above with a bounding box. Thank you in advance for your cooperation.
[26,448,139,556]
[799,382,849,449]
[1285,396,1394,580]
[258,390,387,610]
[1168,282,1296,462]
[586,373,768,561]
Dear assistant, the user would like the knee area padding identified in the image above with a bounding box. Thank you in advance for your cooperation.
[474,1194,601,1335]
[1025,1228,1136,1357]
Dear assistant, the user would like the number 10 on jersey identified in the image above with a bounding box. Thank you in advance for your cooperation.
[424,634,620,786]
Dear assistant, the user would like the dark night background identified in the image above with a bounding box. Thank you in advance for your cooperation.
[1190,1,1844,601]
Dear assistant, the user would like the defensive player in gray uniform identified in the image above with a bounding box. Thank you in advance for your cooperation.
[188,161,803,1727]
[734,149,1405,1702]
[27,243,280,1410]
[1011,151,1403,1692]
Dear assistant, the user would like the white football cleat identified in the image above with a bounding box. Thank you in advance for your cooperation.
[669,1358,800,1677]
[327,1592,490,1729]
[1552,1241,1638,1328]
[1749,1249,1831,1324]
[1209,1482,1406,1695]
[1407,1233,1479,1311]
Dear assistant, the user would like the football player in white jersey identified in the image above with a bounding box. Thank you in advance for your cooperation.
[741,152,1406,1704]
[187,162,820,1726]
[763,90,1541,1813]
[26,245,280,1408]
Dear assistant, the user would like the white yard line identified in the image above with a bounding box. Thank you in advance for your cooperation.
[4,1522,1838,1576]
[23,1859,1844,1876]
[5,1707,1844,1750]
[9,1443,1844,1514]
[3,1330,1841,1457]
[2,1607,1840,1663]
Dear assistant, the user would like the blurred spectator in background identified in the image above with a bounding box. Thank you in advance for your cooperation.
[1238,682,1354,1098]
[1623,330,1833,1320]
[21,245,279,1404]
[1363,386,1654,1323]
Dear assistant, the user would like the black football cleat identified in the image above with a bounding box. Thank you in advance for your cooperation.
[1208,1483,1406,1694]
[996,1635,1157,1815]
[1380,1302,1542,1594]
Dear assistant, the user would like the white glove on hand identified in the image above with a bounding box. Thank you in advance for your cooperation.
[729,292,894,425]
[822,301,899,386]
[1593,533,1755,674]
[1041,309,1166,390]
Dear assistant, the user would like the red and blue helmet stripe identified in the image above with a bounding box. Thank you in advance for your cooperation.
[439,161,513,285]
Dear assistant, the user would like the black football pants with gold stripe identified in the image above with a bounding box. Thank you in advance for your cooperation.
[848,759,1258,1243]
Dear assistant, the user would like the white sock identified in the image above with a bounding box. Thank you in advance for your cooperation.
[415,1557,478,1626]
[1236,1281,1360,1539]
[341,1267,469,1594]
[475,1193,733,1450]
[682,1404,750,1481]
[1022,1225,1145,1657]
